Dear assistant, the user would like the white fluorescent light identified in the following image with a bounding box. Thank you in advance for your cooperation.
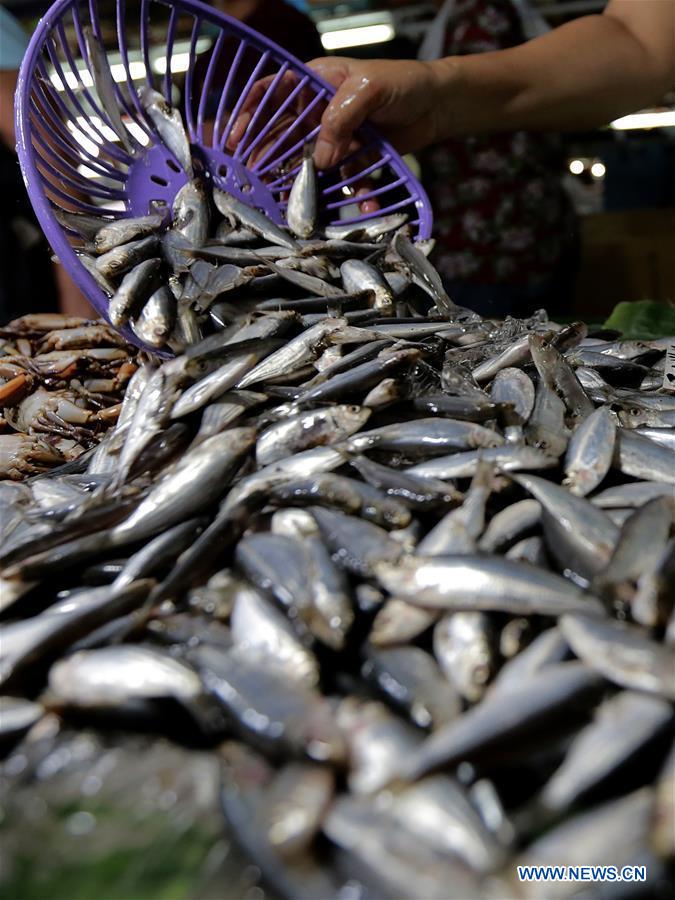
[69,115,148,151]
[569,159,584,175]
[111,61,147,81]
[67,119,100,156]
[77,163,102,179]
[126,121,150,146]
[321,23,395,51]
[50,69,93,91]
[49,37,212,91]
[51,62,144,90]
[610,110,675,130]
[590,161,606,178]
[76,115,118,143]
[154,52,190,75]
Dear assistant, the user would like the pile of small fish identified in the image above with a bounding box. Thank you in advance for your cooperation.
[2,226,674,896]
[4,64,675,899]
[0,314,138,479]
[56,41,441,354]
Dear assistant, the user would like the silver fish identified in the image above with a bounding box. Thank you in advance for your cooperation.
[387,775,505,873]
[0,580,151,687]
[494,626,569,692]
[560,613,675,700]
[595,497,672,598]
[111,428,256,544]
[76,252,116,297]
[563,404,617,495]
[513,472,619,580]
[172,179,209,246]
[375,554,604,616]
[613,428,675,484]
[94,214,165,254]
[48,644,202,707]
[264,762,334,859]
[347,417,503,456]
[84,26,134,153]
[170,351,261,418]
[230,582,319,687]
[525,377,569,457]
[634,425,675,449]
[57,210,106,241]
[304,533,354,649]
[193,390,266,443]
[433,611,496,703]
[214,188,299,251]
[0,696,43,742]
[540,691,673,812]
[516,788,658,899]
[139,86,193,177]
[324,213,408,241]
[96,236,160,280]
[591,480,675,509]
[108,257,165,328]
[323,792,482,900]
[336,697,423,794]
[408,445,557,480]
[362,644,461,729]
[287,146,318,239]
[237,318,347,387]
[418,460,493,556]
[489,367,535,423]
[478,499,541,553]
[113,363,184,486]
[632,537,675,628]
[311,507,403,578]
[256,405,370,465]
[129,285,175,348]
[530,332,594,422]
[473,335,531,384]
[392,232,456,317]
[370,598,440,646]
[195,644,345,762]
[402,661,602,780]
[219,742,341,898]
[341,259,394,314]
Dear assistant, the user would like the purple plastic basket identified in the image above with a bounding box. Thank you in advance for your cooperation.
[15,0,433,341]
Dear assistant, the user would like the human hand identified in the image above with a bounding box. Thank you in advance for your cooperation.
[308,57,440,169]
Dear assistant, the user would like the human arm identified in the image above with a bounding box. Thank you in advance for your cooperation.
[310,0,675,168]
[0,70,18,149]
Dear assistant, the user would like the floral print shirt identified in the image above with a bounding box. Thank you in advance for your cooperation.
[420,0,577,286]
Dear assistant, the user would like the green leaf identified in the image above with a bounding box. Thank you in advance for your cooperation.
[603,301,675,340]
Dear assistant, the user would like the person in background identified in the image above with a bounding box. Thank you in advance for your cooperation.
[216,0,323,61]
[415,0,578,317]
[195,0,323,119]
[0,5,93,321]
[300,0,673,312]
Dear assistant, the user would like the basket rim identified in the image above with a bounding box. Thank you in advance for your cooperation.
[14,0,433,348]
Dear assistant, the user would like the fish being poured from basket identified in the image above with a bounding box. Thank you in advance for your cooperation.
[52,46,458,354]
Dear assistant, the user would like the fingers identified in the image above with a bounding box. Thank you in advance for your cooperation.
[314,73,382,170]
[356,187,380,215]
[228,71,300,150]
[227,57,383,172]
[308,59,383,170]
[307,57,351,89]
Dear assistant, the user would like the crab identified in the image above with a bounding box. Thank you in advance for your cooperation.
[38,324,128,352]
[0,433,64,480]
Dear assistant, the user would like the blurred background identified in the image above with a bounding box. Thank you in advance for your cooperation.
[3,0,674,323]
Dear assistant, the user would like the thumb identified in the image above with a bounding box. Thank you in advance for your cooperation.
[314,75,381,169]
